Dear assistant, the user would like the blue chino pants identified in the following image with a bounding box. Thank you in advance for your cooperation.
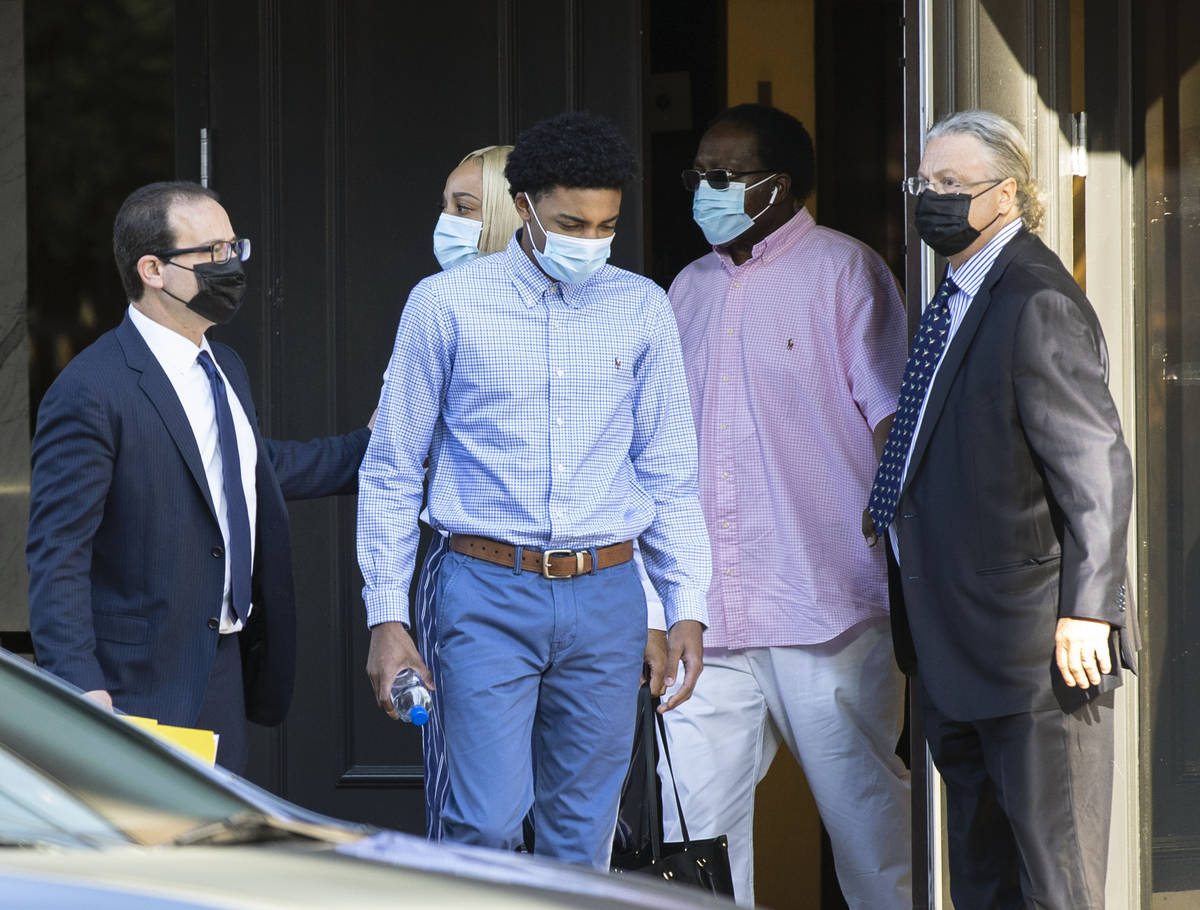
[435,548,646,869]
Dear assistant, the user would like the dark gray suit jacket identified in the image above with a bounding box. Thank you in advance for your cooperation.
[888,229,1137,721]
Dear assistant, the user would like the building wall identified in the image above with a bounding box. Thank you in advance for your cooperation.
[726,0,817,215]
[0,0,30,638]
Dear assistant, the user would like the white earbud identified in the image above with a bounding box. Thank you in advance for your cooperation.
[768,186,779,204]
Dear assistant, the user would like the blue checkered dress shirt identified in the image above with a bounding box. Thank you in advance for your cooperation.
[358,233,712,630]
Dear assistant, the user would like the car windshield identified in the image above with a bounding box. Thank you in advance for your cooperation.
[0,652,255,845]
[0,744,127,848]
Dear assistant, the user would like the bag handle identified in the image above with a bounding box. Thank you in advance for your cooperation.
[641,685,663,860]
[649,692,693,845]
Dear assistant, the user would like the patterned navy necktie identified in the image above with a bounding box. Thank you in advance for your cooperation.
[868,276,958,536]
[197,350,251,623]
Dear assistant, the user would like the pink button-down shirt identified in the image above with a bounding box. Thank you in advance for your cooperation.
[669,208,907,648]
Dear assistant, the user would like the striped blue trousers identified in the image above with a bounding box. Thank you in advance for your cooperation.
[414,533,451,840]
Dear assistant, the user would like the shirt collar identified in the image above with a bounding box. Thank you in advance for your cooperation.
[503,229,591,309]
[127,303,214,377]
[947,217,1024,299]
[714,207,815,272]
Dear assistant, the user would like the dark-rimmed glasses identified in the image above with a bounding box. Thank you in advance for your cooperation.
[153,238,252,263]
[681,169,773,192]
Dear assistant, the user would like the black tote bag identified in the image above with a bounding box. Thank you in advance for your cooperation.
[611,684,734,898]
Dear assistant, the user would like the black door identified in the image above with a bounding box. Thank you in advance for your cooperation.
[173,0,645,831]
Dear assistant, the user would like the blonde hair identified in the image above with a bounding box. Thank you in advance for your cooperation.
[927,110,1045,233]
[459,145,523,254]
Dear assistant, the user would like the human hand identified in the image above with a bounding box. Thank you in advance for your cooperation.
[83,689,114,711]
[642,629,668,695]
[862,508,879,547]
[659,620,704,713]
[1054,617,1112,689]
[366,622,433,720]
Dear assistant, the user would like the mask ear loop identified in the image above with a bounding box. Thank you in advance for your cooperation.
[748,175,781,222]
[523,192,548,252]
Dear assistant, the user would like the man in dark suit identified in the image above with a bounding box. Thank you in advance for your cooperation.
[865,111,1135,908]
[27,181,369,774]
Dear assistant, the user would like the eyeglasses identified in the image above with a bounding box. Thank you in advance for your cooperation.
[681,168,773,192]
[901,177,1000,197]
[153,238,252,263]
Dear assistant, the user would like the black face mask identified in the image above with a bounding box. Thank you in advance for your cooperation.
[914,180,1003,257]
[163,259,247,324]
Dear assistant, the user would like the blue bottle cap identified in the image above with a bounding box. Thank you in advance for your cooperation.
[409,705,429,726]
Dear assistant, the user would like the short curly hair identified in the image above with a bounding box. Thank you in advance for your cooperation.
[709,104,816,203]
[504,111,638,199]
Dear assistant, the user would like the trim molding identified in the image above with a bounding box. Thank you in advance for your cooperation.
[338,764,425,789]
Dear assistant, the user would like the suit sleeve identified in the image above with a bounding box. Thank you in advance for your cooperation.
[210,340,369,500]
[26,372,114,692]
[1012,289,1133,626]
[265,428,370,499]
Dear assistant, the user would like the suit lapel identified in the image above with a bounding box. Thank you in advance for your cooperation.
[900,233,1029,498]
[116,315,217,518]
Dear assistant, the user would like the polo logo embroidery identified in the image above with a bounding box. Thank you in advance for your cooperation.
[615,358,621,368]
[787,339,794,350]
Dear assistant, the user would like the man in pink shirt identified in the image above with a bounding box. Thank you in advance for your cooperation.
[661,104,911,908]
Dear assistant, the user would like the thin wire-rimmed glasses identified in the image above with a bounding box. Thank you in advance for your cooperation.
[901,177,1001,197]
[681,168,774,191]
[153,238,252,263]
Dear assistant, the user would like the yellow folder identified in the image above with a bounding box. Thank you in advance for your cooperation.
[121,715,219,766]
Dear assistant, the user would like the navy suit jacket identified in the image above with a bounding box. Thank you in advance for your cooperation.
[887,230,1137,721]
[27,313,370,727]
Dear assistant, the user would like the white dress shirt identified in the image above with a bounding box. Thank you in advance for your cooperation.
[128,305,258,632]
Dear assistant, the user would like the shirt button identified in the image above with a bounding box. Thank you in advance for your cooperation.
[555,510,564,519]
[722,375,729,383]
[556,369,564,377]
[727,328,734,335]
[207,618,219,631]
[720,423,727,431]
[211,546,224,558]
[722,521,731,529]
[721,471,729,479]
[556,417,563,426]
[557,464,565,473]
[724,568,733,576]
[732,281,741,288]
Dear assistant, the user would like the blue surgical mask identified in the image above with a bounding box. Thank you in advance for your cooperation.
[526,196,613,284]
[691,173,778,245]
[433,212,484,270]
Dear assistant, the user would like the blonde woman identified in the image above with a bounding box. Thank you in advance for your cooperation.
[432,144,523,269]
[416,144,521,840]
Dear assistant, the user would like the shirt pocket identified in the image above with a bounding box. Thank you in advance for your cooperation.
[593,345,638,414]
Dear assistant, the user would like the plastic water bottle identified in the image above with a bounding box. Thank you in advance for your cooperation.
[389,669,431,726]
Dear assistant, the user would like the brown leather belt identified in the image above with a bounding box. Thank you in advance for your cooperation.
[449,534,634,579]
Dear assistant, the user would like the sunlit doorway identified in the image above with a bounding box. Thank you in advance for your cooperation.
[1138,0,1200,903]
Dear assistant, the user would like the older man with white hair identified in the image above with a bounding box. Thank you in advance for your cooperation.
[868,110,1138,909]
